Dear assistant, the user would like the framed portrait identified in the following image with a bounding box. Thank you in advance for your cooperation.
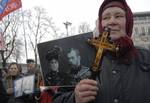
[37,32,96,86]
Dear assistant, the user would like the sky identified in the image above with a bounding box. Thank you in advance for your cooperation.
[22,0,150,33]
[20,0,150,62]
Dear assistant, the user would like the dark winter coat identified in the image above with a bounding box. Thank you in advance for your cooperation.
[0,79,8,103]
[53,47,150,103]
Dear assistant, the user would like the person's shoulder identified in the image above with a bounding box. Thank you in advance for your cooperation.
[136,46,150,60]
[136,46,150,52]
[17,74,24,79]
[135,46,150,71]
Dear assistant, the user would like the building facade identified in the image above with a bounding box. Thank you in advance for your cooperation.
[132,11,150,49]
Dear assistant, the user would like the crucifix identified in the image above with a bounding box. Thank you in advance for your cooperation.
[88,27,118,79]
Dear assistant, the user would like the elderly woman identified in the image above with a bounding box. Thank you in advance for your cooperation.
[53,0,150,103]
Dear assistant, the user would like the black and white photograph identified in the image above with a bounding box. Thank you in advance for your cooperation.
[38,32,96,86]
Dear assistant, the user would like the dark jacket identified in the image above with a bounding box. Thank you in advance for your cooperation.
[0,79,8,103]
[53,47,150,103]
[6,75,26,103]
[45,71,65,86]
[69,65,91,85]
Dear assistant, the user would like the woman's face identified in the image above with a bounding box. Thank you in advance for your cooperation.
[101,7,126,40]
[49,59,59,72]
[8,64,19,76]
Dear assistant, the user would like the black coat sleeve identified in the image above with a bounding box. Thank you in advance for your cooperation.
[137,47,150,71]
[53,87,75,103]
[0,79,9,103]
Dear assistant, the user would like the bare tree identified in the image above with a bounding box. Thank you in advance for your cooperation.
[23,7,58,64]
[0,10,23,67]
[10,39,24,63]
[78,22,92,34]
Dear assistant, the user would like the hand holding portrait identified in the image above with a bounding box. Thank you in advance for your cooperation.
[74,79,98,103]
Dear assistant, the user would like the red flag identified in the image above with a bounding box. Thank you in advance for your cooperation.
[0,0,22,20]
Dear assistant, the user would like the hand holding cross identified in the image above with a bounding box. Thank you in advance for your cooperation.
[88,27,118,79]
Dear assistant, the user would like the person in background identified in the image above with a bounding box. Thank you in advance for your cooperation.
[26,59,43,89]
[53,0,150,103]
[5,62,25,103]
[0,68,8,87]
[0,78,8,103]
[26,59,37,74]
[25,59,43,103]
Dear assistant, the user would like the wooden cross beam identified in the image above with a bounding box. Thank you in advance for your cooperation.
[88,27,118,73]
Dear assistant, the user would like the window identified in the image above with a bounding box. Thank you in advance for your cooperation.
[148,27,150,35]
[134,27,139,35]
[141,27,145,36]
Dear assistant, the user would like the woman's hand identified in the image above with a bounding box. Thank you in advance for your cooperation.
[7,88,13,94]
[75,79,98,103]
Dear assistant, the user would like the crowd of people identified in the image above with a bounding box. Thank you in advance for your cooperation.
[0,59,44,103]
[1,0,150,103]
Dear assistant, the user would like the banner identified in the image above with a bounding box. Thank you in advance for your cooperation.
[0,0,9,14]
[0,0,22,20]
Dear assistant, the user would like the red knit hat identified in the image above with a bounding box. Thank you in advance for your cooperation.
[98,0,133,37]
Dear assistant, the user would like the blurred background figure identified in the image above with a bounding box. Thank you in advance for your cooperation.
[0,78,8,103]
[26,59,43,88]
[25,59,43,103]
[4,62,25,103]
[26,59,37,74]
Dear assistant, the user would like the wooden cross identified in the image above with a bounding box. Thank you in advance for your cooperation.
[88,27,118,73]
